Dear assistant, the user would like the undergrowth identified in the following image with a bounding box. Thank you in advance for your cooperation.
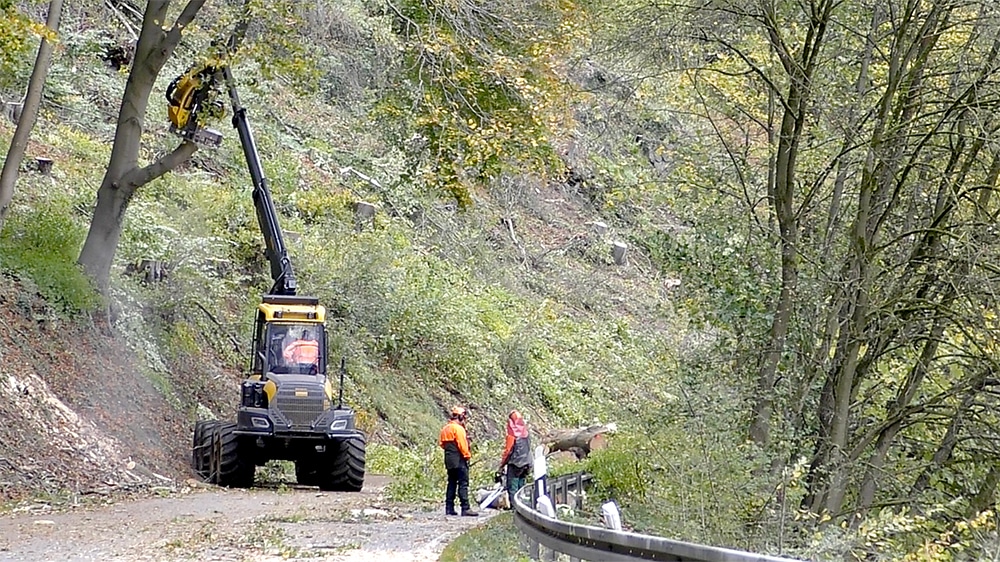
[0,194,98,313]
[438,512,530,562]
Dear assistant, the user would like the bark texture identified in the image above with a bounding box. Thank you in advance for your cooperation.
[0,0,64,231]
[77,0,205,294]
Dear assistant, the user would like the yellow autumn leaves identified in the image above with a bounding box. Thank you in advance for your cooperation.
[0,5,57,90]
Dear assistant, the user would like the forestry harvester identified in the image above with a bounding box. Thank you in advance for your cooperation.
[171,60,366,491]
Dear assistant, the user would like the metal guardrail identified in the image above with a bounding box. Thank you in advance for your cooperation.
[512,471,800,562]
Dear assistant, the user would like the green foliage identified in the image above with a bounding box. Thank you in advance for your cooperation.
[579,356,764,547]
[585,434,652,501]
[0,4,43,91]
[636,222,775,330]
[438,512,530,562]
[376,0,577,207]
[243,0,322,89]
[0,198,99,313]
[795,507,999,562]
[366,443,443,502]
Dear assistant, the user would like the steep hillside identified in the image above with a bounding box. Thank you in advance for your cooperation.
[0,277,230,502]
[0,0,690,518]
[0,132,674,507]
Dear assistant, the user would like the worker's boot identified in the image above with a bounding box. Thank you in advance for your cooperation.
[461,508,479,517]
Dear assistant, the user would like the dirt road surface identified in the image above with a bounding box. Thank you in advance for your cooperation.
[0,476,494,562]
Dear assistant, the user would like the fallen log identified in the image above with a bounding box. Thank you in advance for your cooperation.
[543,423,616,459]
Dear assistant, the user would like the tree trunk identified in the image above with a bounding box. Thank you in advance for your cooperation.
[804,1,957,518]
[966,466,1000,519]
[909,386,977,500]
[851,310,948,526]
[0,0,64,231]
[748,0,836,447]
[543,424,616,458]
[77,0,205,294]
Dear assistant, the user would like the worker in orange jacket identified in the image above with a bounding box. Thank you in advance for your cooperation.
[283,328,320,372]
[439,406,478,516]
[498,410,532,502]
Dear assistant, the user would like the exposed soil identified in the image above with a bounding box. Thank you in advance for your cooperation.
[0,476,496,561]
[0,279,193,502]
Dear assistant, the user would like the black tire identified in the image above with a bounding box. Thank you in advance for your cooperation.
[191,420,219,480]
[215,422,255,488]
[191,421,205,475]
[295,459,320,487]
[319,436,366,492]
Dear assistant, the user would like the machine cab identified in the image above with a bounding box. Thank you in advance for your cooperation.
[250,295,327,379]
[263,322,326,375]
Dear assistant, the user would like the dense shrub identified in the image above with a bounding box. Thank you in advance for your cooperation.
[0,199,98,313]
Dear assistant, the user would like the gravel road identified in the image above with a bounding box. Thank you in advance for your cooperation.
[0,476,494,562]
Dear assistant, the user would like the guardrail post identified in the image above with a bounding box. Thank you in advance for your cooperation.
[601,500,622,531]
[532,477,540,511]
[575,473,583,509]
[532,445,548,512]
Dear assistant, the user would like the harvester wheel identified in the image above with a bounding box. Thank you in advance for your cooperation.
[191,420,219,479]
[215,422,255,488]
[319,436,365,492]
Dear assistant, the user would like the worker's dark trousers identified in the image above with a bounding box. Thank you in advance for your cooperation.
[506,464,529,500]
[445,464,470,513]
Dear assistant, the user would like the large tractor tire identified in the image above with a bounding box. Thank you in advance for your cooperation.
[319,436,365,492]
[295,459,320,487]
[191,420,220,479]
[214,422,255,488]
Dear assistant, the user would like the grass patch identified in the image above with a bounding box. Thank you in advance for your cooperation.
[367,443,444,503]
[438,512,530,562]
[0,200,99,313]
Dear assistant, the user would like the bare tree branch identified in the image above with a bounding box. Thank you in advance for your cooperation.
[120,142,198,188]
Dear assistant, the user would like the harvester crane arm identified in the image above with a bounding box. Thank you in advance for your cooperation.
[220,66,297,296]
[167,60,297,296]
[178,56,367,493]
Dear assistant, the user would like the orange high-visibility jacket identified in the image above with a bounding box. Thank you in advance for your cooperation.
[283,340,319,364]
[439,420,471,469]
[501,410,530,468]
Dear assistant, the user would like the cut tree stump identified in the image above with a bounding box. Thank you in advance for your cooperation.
[611,241,628,265]
[36,157,53,175]
[354,201,376,231]
[543,423,616,459]
[3,101,22,124]
[125,259,168,284]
